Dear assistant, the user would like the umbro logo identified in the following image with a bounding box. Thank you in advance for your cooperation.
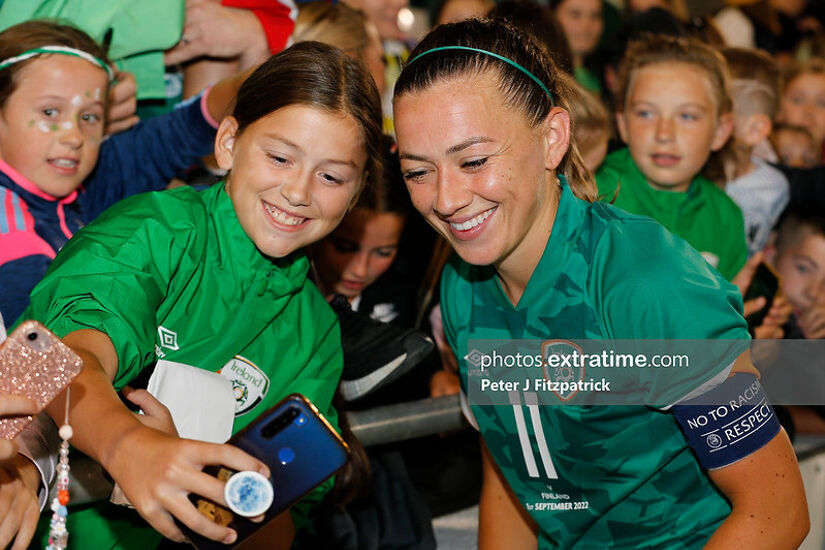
[158,326,180,350]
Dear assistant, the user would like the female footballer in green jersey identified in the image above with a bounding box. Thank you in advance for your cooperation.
[393,19,808,549]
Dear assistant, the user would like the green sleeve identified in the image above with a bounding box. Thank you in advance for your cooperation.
[588,215,750,407]
[23,190,206,388]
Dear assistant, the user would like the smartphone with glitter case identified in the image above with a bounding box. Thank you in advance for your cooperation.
[0,320,84,440]
[181,393,350,549]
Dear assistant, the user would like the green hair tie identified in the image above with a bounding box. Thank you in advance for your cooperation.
[407,46,554,104]
[0,45,114,81]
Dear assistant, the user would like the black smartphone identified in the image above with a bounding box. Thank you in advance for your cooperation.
[180,394,349,550]
[743,262,780,329]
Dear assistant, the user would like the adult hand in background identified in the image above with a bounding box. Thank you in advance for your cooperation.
[164,0,268,67]
[107,71,139,135]
[0,454,41,550]
[0,397,37,461]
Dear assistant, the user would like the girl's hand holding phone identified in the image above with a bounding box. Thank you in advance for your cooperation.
[104,424,269,544]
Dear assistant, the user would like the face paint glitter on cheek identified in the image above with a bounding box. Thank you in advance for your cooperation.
[36,121,52,134]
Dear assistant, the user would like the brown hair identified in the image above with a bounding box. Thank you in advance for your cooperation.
[561,72,609,154]
[615,34,732,116]
[0,20,111,109]
[722,47,780,118]
[775,207,825,254]
[623,0,689,21]
[490,0,574,75]
[293,3,372,62]
[781,57,825,94]
[394,18,597,202]
[233,41,383,193]
[354,135,411,216]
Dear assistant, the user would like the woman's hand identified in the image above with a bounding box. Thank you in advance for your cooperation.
[0,396,38,461]
[104,425,269,543]
[0,455,42,550]
[164,0,269,67]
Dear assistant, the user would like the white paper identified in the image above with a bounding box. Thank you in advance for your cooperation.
[145,360,235,444]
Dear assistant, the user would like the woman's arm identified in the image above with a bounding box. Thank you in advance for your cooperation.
[46,329,271,544]
[704,428,808,549]
[478,438,538,550]
[702,355,809,549]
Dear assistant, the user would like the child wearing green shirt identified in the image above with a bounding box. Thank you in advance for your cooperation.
[596,34,746,281]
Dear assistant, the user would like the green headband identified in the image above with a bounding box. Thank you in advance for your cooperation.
[0,45,114,81]
[406,46,554,104]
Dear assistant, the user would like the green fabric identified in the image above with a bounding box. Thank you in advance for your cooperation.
[596,148,747,280]
[574,65,601,94]
[0,0,184,100]
[24,183,342,549]
[442,179,749,549]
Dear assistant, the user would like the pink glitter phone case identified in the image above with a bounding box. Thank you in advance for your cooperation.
[0,320,83,440]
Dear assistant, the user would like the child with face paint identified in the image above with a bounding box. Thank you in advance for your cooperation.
[394,19,808,549]
[0,20,245,323]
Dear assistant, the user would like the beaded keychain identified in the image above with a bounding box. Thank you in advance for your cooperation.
[46,388,72,550]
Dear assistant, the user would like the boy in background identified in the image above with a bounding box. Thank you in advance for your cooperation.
[765,208,825,340]
[720,47,790,257]
[763,208,825,434]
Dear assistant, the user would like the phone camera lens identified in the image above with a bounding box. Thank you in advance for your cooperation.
[295,413,307,427]
[24,328,51,352]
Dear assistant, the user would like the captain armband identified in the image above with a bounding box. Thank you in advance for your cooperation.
[671,373,781,470]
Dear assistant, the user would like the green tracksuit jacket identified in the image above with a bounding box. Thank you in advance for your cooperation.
[596,148,747,281]
[23,183,342,549]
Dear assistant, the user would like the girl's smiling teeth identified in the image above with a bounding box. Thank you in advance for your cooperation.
[263,200,307,226]
[448,207,495,231]
[49,158,79,170]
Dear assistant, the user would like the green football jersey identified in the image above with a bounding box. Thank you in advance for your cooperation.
[442,179,750,549]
